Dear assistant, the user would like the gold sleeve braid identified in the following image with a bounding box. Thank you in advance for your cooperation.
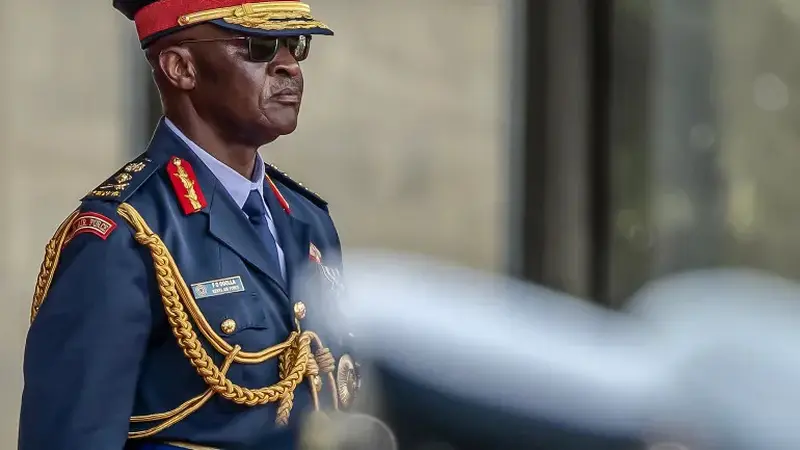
[29,203,339,439]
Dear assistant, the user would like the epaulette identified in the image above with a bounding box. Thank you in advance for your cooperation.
[81,154,161,203]
[265,163,328,210]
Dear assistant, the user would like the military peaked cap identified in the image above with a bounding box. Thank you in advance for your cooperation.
[113,0,333,47]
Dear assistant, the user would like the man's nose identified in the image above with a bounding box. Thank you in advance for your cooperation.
[270,46,301,78]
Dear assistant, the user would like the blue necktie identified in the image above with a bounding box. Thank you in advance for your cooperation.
[242,189,283,280]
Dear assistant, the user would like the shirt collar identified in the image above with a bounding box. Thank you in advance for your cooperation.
[164,118,265,209]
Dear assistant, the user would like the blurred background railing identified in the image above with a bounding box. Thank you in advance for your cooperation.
[4,0,800,447]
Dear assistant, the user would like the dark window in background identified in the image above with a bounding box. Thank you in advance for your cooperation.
[607,0,723,304]
[607,0,800,304]
[605,0,800,304]
[606,0,656,304]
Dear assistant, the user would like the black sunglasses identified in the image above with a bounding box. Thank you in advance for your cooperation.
[177,35,311,63]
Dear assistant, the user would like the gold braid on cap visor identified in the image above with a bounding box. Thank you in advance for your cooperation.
[178,2,330,32]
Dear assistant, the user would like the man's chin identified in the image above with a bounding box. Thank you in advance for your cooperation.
[272,123,298,139]
[261,108,299,131]
[270,119,299,137]
[247,115,297,145]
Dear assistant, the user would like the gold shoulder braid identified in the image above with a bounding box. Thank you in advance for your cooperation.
[30,203,341,439]
[30,210,80,323]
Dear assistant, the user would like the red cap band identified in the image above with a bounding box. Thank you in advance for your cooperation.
[133,0,306,41]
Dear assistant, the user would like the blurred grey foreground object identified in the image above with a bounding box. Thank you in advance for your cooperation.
[305,251,800,450]
[299,411,398,450]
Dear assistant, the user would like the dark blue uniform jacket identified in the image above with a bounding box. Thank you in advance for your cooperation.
[19,120,349,450]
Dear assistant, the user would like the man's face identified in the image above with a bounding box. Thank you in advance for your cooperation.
[161,26,306,145]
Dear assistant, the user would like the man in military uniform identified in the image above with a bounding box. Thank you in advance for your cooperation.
[19,1,360,449]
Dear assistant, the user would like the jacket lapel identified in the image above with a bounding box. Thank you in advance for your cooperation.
[148,119,289,298]
[263,177,311,293]
[206,184,288,296]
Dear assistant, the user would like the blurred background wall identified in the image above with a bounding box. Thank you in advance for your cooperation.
[4,0,800,447]
[0,1,133,444]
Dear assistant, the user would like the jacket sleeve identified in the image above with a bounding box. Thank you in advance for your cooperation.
[19,202,153,450]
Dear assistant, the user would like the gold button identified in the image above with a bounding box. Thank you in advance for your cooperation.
[294,302,307,320]
[220,319,237,335]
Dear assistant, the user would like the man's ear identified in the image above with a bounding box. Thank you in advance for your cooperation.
[158,46,197,91]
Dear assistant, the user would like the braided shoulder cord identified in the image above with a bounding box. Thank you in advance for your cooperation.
[117,203,312,417]
[29,203,337,438]
[30,209,80,323]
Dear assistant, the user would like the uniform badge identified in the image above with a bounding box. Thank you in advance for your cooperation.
[63,212,117,244]
[190,276,245,299]
[309,242,323,263]
[166,157,207,215]
[83,157,157,203]
[335,354,359,409]
[309,243,345,295]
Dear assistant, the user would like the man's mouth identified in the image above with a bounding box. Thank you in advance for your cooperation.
[270,88,301,105]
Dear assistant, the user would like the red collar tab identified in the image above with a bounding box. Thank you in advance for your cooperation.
[134,1,325,42]
[166,157,208,215]
[265,174,292,215]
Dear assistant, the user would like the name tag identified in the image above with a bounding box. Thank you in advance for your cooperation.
[191,276,245,299]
